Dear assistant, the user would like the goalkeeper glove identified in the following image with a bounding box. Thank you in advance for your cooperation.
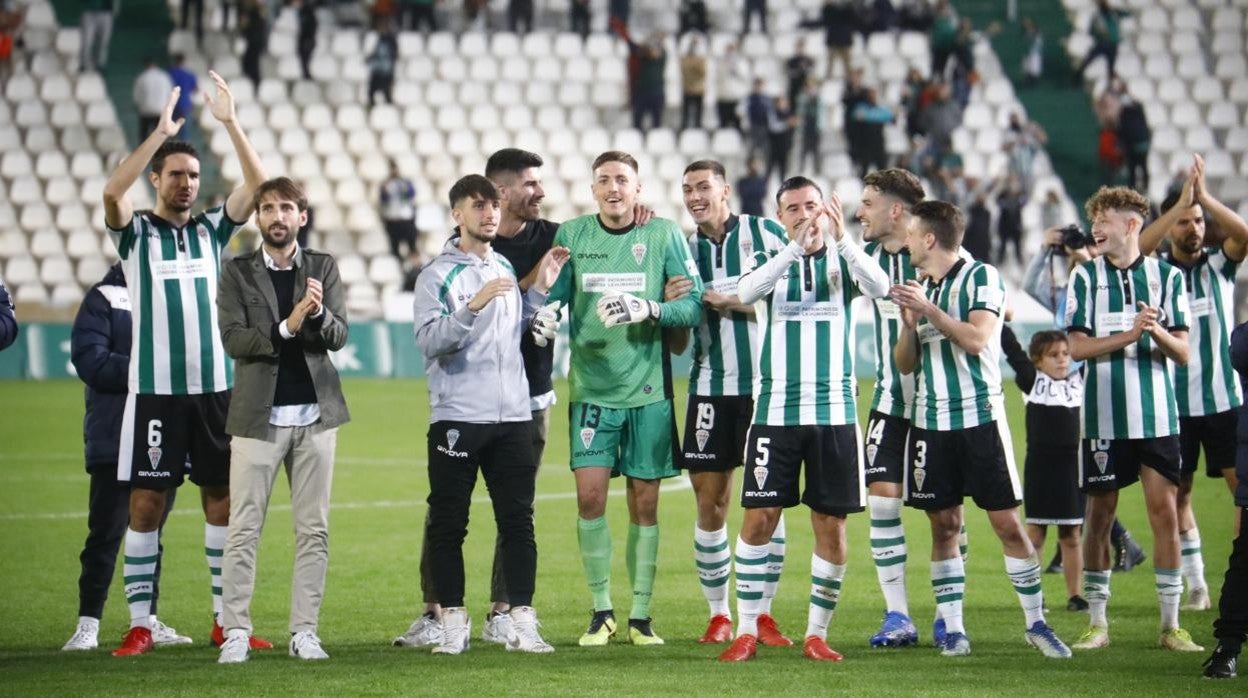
[596,291,659,327]
[531,301,562,347]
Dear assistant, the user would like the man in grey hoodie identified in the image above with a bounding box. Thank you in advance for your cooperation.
[409,174,568,656]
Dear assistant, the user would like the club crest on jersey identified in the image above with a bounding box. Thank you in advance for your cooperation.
[1093,451,1109,474]
[147,447,162,469]
[866,444,878,465]
[632,243,647,265]
[446,429,460,450]
[580,428,596,449]
[695,429,710,452]
[1149,280,1160,296]
[913,467,926,491]
[753,465,769,490]
[829,270,840,290]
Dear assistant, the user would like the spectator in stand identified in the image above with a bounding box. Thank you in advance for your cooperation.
[296,0,318,81]
[784,38,815,112]
[619,30,667,132]
[509,0,534,34]
[900,67,928,139]
[714,41,748,131]
[1005,112,1047,195]
[0,3,23,88]
[736,158,767,217]
[82,0,116,73]
[240,0,268,89]
[0,275,15,351]
[399,0,437,32]
[167,54,198,140]
[745,78,773,162]
[680,38,707,131]
[898,0,933,31]
[801,0,856,80]
[766,96,796,183]
[367,21,399,107]
[1116,95,1150,193]
[1021,18,1043,86]
[930,155,971,209]
[996,175,1026,268]
[964,189,992,262]
[852,87,893,177]
[741,0,767,34]
[380,160,419,260]
[133,57,174,143]
[920,81,961,161]
[570,0,591,40]
[1041,189,1063,230]
[929,0,957,78]
[1076,0,1129,84]
[678,0,709,37]
[842,67,869,174]
[796,78,825,176]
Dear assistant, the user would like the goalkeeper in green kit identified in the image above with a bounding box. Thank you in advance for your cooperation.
[537,151,704,646]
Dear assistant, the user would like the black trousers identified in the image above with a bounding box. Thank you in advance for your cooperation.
[242,43,262,88]
[1124,146,1149,193]
[78,464,175,618]
[508,0,534,34]
[716,100,740,131]
[741,0,766,33]
[137,116,159,144]
[1214,506,1248,652]
[385,219,418,259]
[369,72,394,107]
[403,5,437,32]
[1078,42,1118,79]
[570,4,590,39]
[680,93,703,130]
[298,39,315,80]
[181,0,203,42]
[425,421,537,608]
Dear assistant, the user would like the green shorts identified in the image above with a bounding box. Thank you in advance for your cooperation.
[568,400,680,480]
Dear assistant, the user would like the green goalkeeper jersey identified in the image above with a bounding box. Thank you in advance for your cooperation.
[548,214,705,408]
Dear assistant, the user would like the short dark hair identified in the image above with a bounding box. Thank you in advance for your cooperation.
[683,159,726,179]
[911,200,965,251]
[252,177,308,213]
[1028,329,1069,363]
[775,176,822,206]
[448,174,500,209]
[863,168,925,207]
[485,148,544,181]
[592,150,639,174]
[150,140,199,174]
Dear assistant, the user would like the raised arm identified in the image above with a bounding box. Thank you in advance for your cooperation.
[204,71,267,224]
[1191,156,1248,262]
[1139,170,1194,256]
[1000,324,1037,392]
[103,88,184,230]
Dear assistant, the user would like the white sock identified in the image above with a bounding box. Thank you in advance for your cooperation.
[931,557,965,635]
[806,554,845,640]
[1155,567,1182,631]
[78,616,100,630]
[123,528,159,629]
[760,513,785,615]
[694,525,732,619]
[1179,529,1207,592]
[868,495,909,616]
[1005,554,1045,627]
[206,523,227,620]
[1083,569,1111,627]
[733,537,769,637]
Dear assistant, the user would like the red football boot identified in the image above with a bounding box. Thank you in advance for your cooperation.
[211,620,273,650]
[699,615,733,644]
[719,634,758,662]
[112,627,154,657]
[757,614,793,647]
[803,635,844,662]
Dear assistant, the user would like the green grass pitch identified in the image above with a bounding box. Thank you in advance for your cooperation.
[0,378,1240,696]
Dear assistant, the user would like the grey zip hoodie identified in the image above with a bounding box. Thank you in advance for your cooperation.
[413,238,543,423]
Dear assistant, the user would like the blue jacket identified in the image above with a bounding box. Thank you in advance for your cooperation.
[1232,321,1248,507]
[0,277,16,351]
[71,264,131,470]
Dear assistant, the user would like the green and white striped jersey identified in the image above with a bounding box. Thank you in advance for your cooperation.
[108,208,241,395]
[1160,246,1243,417]
[738,237,889,426]
[864,241,916,417]
[912,259,1007,431]
[1065,255,1190,439]
[687,214,788,397]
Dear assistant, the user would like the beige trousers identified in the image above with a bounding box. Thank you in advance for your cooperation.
[222,422,337,635]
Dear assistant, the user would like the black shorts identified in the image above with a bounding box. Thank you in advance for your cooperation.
[904,421,1022,512]
[863,410,910,485]
[1079,436,1183,493]
[680,395,753,473]
[740,424,865,516]
[119,391,232,490]
[1024,448,1085,525]
[1180,411,1240,477]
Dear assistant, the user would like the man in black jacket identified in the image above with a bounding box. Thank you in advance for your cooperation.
[0,276,15,350]
[62,264,183,651]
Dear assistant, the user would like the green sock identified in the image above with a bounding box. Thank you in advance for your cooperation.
[578,516,613,612]
[627,523,659,620]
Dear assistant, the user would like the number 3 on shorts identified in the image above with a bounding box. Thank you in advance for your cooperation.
[912,439,927,469]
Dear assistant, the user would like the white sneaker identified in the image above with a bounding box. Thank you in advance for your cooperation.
[432,607,470,655]
[1182,586,1212,611]
[150,617,193,646]
[393,613,442,648]
[506,607,554,654]
[289,631,329,660]
[218,631,251,664]
[62,618,99,651]
[481,611,513,645]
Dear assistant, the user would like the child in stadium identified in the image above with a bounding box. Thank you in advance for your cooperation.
[1001,325,1087,612]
